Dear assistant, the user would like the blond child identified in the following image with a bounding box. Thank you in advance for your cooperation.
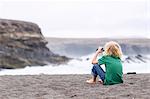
[86,41,123,85]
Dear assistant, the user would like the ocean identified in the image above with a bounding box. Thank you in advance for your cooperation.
[0,38,150,75]
[0,54,150,75]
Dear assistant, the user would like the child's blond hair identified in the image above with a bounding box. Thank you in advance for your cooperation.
[104,41,122,58]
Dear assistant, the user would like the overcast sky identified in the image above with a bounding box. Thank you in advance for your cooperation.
[0,0,150,38]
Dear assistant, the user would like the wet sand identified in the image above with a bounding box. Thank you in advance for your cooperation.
[0,74,150,99]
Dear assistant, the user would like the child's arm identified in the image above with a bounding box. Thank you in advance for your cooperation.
[92,47,103,64]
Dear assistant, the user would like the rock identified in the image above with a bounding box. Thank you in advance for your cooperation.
[0,19,70,69]
[123,54,150,63]
[86,58,90,61]
[135,54,146,63]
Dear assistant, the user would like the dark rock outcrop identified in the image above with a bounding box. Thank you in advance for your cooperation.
[123,54,150,63]
[0,19,70,69]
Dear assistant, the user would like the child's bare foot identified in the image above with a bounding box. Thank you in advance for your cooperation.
[86,79,96,84]
[98,79,103,84]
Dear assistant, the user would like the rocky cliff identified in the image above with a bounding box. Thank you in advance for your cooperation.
[46,38,150,64]
[46,38,150,57]
[0,19,70,69]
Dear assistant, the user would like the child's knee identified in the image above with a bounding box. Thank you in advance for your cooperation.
[93,64,99,68]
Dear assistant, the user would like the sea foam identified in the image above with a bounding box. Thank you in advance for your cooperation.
[0,54,150,75]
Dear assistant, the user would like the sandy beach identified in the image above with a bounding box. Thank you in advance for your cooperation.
[0,74,150,99]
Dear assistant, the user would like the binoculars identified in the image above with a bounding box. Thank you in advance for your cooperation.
[96,48,105,52]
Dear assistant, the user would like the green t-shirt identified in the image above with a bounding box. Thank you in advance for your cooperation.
[98,55,123,85]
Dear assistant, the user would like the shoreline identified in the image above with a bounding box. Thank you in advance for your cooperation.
[0,74,150,99]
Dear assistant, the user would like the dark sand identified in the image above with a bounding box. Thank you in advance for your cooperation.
[0,74,150,99]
